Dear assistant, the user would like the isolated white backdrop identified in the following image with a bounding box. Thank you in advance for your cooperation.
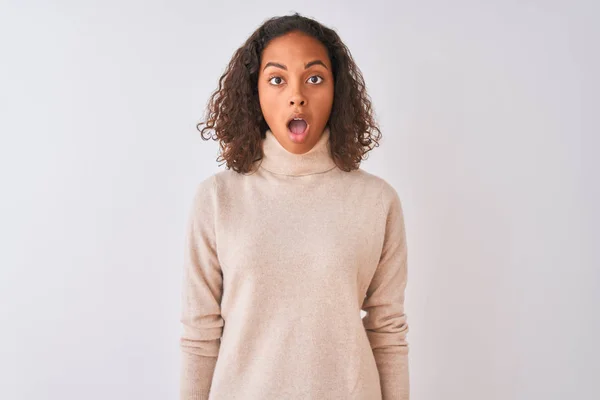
[1,1,598,399]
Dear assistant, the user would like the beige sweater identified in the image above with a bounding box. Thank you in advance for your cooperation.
[180,127,410,400]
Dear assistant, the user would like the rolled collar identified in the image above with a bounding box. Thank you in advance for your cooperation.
[258,126,337,176]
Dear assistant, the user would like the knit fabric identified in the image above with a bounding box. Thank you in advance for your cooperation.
[180,126,410,399]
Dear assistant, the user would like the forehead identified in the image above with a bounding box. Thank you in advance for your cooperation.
[260,31,330,68]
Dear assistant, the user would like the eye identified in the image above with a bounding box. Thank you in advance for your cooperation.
[267,75,324,86]
[268,76,284,86]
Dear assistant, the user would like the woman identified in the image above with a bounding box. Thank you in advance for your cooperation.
[180,12,410,400]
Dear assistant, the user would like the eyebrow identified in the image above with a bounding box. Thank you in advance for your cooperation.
[262,59,328,71]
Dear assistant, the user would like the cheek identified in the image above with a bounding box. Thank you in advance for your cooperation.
[312,87,334,110]
[258,85,277,115]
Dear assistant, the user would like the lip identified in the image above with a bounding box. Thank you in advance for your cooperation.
[288,123,310,144]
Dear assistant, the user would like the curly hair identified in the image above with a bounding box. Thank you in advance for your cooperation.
[197,12,382,174]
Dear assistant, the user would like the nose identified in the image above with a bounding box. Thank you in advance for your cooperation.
[289,85,307,106]
[289,95,306,106]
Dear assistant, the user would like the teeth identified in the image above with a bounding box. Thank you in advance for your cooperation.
[288,117,305,126]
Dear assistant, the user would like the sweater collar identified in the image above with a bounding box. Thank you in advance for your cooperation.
[259,126,337,176]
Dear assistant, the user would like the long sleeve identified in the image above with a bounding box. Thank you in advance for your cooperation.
[179,175,224,400]
[361,181,410,400]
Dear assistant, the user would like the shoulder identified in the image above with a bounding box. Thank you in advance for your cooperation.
[379,177,402,209]
[351,168,401,201]
[341,167,404,220]
[343,167,388,192]
[352,168,403,217]
[192,169,247,206]
[193,168,237,191]
[190,171,226,210]
[193,173,217,199]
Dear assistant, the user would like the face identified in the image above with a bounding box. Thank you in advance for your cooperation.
[258,31,334,154]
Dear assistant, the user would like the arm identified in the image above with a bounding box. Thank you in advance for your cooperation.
[361,181,410,400]
[179,175,224,400]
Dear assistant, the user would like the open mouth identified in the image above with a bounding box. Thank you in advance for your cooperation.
[285,113,311,143]
[287,117,309,135]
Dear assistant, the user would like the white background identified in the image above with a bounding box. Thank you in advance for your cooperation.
[1,1,598,399]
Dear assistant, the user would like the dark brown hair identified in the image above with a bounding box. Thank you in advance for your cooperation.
[197,12,382,174]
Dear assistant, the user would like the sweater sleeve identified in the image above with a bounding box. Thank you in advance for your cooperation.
[361,180,410,400]
[179,175,224,400]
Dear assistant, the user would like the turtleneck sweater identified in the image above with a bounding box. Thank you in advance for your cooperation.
[179,126,410,400]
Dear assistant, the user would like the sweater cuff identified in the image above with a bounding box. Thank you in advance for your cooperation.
[374,349,410,400]
[180,351,218,400]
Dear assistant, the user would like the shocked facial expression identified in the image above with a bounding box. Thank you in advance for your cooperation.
[257,30,334,154]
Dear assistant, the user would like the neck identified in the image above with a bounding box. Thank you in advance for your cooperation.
[258,126,337,176]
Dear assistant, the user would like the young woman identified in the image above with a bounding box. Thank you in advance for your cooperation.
[180,13,410,400]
